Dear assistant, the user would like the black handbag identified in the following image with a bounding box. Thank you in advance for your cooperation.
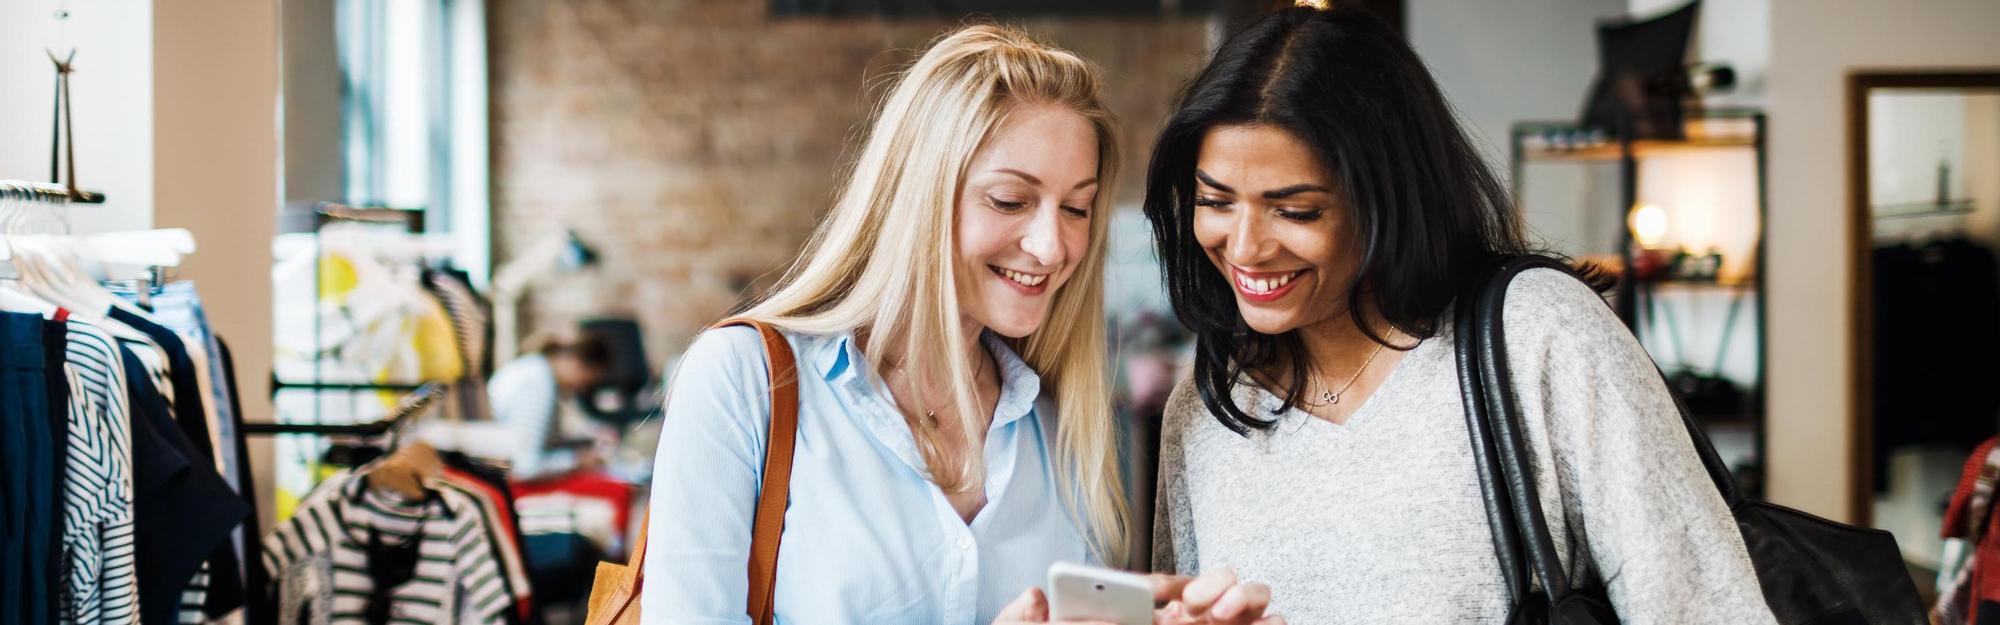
[1453,255,1928,625]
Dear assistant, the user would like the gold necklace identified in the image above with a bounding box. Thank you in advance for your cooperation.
[1309,342,1386,406]
[888,361,983,427]
[886,370,942,426]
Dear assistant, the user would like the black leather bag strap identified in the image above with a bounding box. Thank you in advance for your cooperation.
[1477,257,1745,505]
[1471,257,1577,605]
[1455,279,1530,603]
[1462,255,1752,620]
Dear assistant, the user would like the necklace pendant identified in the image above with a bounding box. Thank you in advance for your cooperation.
[1321,390,1340,405]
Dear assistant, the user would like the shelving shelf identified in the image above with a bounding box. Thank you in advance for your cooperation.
[1510,108,1769,498]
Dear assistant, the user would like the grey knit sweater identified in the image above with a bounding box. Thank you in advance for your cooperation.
[1152,269,1776,624]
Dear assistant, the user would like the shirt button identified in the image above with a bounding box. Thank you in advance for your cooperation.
[957,536,973,551]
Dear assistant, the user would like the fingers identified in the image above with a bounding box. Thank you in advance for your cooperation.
[1252,618,1287,625]
[1149,573,1193,605]
[995,587,1048,623]
[1208,582,1272,624]
[1178,567,1237,618]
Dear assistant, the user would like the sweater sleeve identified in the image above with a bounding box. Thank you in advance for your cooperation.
[1152,378,1202,576]
[1501,269,1775,625]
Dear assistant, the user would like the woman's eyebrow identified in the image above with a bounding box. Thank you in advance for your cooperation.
[1261,183,1331,199]
[1194,169,1233,193]
[992,168,1043,186]
[1196,170,1328,199]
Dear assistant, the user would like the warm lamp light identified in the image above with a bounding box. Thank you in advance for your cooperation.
[1628,203,1669,249]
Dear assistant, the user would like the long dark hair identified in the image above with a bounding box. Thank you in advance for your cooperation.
[1143,6,1574,434]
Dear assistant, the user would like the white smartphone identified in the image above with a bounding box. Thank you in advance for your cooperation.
[1047,561,1153,625]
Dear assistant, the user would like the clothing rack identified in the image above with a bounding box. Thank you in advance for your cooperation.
[276,203,434,425]
[0,179,96,204]
[243,383,444,436]
[268,377,427,395]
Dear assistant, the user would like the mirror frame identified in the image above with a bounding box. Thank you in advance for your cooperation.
[1846,69,2000,525]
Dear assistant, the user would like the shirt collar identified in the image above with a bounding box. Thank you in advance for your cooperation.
[811,329,1042,430]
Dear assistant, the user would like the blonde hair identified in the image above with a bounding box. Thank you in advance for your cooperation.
[735,24,1127,562]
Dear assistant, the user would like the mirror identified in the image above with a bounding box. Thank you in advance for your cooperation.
[1849,70,2000,596]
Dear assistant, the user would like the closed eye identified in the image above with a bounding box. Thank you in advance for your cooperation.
[989,197,1028,212]
[1277,208,1323,222]
[1193,197,1232,209]
[1061,205,1089,219]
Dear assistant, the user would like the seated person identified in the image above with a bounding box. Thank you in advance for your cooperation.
[489,329,612,478]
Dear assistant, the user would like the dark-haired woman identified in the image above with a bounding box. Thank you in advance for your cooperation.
[1143,7,1775,623]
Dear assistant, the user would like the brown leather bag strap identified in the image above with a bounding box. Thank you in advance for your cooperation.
[716,319,799,625]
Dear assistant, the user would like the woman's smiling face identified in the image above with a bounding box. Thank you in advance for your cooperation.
[1192,123,1358,335]
[955,103,1101,338]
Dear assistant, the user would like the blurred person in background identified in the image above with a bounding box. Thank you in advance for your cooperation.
[643,24,1278,625]
[489,328,613,478]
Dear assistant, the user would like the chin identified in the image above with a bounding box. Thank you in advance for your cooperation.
[978,306,1046,339]
[986,319,1040,339]
[1238,309,1304,335]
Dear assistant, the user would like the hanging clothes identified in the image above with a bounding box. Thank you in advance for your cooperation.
[423,268,494,426]
[439,452,534,623]
[261,469,514,625]
[122,344,248,625]
[511,472,634,559]
[132,281,270,625]
[106,307,250,622]
[1937,438,2000,623]
[40,316,70,625]
[1873,237,2000,492]
[58,317,140,625]
[2,311,56,625]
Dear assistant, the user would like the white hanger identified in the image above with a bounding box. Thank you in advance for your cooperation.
[0,228,190,269]
[0,284,56,316]
[5,237,148,341]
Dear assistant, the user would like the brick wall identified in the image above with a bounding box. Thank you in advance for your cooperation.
[490,0,1210,364]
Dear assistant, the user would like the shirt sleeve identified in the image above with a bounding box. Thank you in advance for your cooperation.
[1151,378,1201,576]
[1502,269,1775,624]
[639,326,773,625]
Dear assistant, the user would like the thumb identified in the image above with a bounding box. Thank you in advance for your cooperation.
[995,587,1048,622]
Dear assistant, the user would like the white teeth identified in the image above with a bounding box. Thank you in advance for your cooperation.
[1238,271,1299,294]
[997,267,1046,287]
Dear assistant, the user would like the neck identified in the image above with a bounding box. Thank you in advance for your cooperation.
[869,317,991,385]
[1293,300,1391,378]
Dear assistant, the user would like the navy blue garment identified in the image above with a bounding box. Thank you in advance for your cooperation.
[41,319,68,625]
[524,532,606,607]
[213,337,272,625]
[122,346,247,625]
[106,308,248,619]
[1,312,54,625]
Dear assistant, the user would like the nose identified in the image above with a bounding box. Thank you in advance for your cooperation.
[1019,202,1067,268]
[1223,208,1277,267]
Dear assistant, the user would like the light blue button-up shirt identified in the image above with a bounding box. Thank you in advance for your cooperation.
[642,326,1093,624]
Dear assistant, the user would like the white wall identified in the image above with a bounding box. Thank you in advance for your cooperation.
[1765,0,2000,521]
[0,0,152,233]
[1408,0,1626,176]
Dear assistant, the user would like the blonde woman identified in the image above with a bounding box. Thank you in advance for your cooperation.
[643,25,1276,625]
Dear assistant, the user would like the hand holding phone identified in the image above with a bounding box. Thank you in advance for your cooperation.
[1047,561,1154,625]
[991,564,1284,625]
